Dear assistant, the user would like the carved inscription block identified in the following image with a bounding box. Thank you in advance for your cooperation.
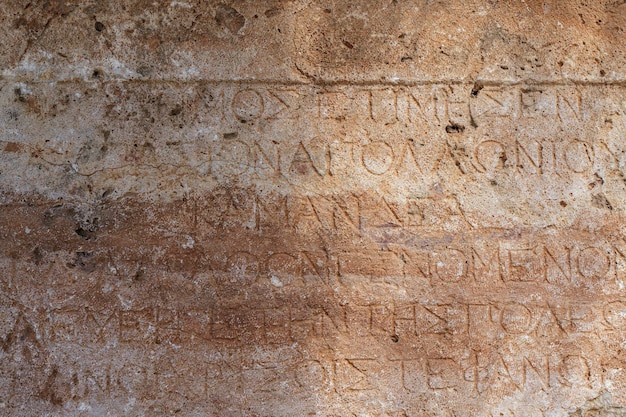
[2,1,626,416]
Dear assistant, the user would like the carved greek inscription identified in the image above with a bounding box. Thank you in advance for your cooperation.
[196,84,587,125]
[93,83,618,198]
[31,298,626,349]
[194,191,472,233]
[206,136,609,186]
[35,350,602,416]
[4,78,626,416]
[8,235,626,297]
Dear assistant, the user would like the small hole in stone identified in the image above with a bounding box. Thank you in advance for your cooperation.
[170,105,182,116]
[75,228,91,240]
[445,123,465,134]
[95,21,104,32]
[471,82,483,97]
[391,335,399,343]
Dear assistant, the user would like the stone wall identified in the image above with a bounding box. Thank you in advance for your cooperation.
[2,1,626,416]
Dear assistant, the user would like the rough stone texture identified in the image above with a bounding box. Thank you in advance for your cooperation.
[2,1,626,416]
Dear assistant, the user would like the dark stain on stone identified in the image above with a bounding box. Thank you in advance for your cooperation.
[39,367,64,406]
[569,392,626,416]
[215,5,245,34]
[4,142,22,153]
[71,251,96,273]
[31,246,44,265]
[592,193,613,210]
[137,65,153,76]
[265,8,281,18]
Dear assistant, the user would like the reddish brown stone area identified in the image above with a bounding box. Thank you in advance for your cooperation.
[2,1,626,416]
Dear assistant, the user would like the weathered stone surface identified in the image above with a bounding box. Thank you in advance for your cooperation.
[2,1,626,416]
